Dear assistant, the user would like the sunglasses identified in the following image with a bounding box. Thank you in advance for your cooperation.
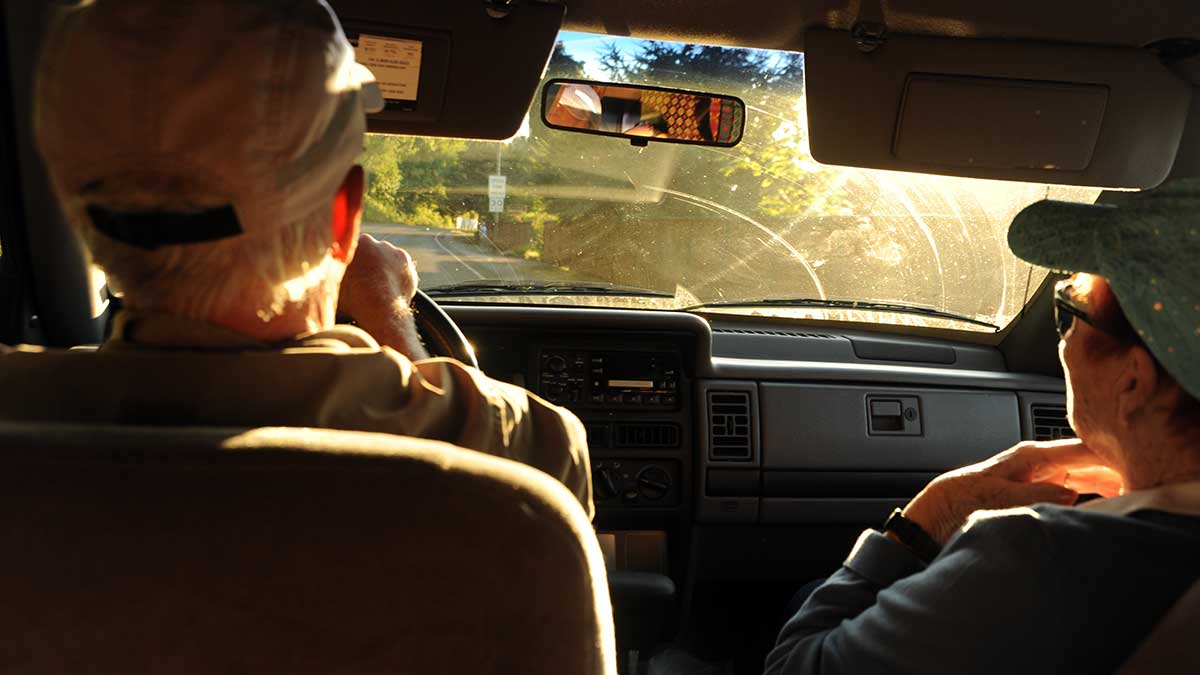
[1053,284,1094,339]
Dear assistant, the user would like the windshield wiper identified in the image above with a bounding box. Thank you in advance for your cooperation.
[683,298,1000,331]
[424,279,675,299]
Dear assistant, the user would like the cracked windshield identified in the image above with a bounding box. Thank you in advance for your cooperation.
[361,32,1100,331]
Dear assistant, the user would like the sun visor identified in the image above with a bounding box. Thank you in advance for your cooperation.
[804,29,1193,189]
[332,0,564,140]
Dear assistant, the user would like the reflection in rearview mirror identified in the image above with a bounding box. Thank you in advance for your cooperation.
[541,79,745,148]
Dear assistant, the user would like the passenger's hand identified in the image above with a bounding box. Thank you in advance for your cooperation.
[902,439,1124,545]
[337,234,429,359]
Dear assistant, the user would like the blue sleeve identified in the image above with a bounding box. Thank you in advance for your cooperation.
[764,509,1068,675]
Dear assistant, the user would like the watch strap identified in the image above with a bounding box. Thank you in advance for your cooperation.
[882,508,942,564]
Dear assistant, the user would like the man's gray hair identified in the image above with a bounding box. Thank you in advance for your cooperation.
[64,175,337,322]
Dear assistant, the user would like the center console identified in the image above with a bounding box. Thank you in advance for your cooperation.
[526,339,695,655]
[538,349,682,409]
[537,348,689,512]
[439,307,711,661]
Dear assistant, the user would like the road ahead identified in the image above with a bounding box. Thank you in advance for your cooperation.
[361,223,583,290]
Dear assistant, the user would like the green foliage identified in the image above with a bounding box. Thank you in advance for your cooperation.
[723,96,855,219]
[599,41,798,90]
[506,195,558,256]
[358,36,846,250]
[402,203,456,229]
[363,194,401,224]
[361,134,470,228]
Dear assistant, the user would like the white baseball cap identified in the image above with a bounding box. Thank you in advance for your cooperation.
[34,0,384,250]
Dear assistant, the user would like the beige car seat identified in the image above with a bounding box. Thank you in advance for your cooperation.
[0,423,615,675]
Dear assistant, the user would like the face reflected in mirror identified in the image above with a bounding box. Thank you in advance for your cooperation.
[542,80,745,147]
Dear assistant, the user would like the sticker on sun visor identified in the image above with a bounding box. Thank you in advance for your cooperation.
[355,34,422,101]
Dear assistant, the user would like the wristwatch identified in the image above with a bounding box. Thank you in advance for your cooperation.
[882,508,942,564]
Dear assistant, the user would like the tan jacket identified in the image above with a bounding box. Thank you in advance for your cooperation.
[0,311,593,517]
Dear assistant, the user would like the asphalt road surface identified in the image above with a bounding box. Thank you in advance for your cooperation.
[361,223,582,290]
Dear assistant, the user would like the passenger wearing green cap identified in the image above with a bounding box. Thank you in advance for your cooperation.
[767,178,1200,675]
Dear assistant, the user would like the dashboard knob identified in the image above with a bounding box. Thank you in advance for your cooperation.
[636,465,672,501]
[594,468,624,500]
[545,355,568,373]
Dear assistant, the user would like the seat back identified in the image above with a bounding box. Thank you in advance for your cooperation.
[0,423,614,675]
[1116,575,1200,675]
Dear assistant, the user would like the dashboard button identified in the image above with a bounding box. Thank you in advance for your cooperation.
[636,466,672,501]
[646,394,661,405]
[663,394,677,406]
[605,392,623,404]
[594,468,624,500]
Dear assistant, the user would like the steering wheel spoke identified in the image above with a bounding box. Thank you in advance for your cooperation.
[411,289,478,369]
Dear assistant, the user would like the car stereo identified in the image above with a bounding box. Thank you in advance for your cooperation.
[538,350,680,409]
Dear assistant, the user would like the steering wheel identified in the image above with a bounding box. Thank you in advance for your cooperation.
[338,290,477,369]
[410,289,479,369]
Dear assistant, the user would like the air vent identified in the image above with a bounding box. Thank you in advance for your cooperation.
[1030,403,1075,441]
[613,423,680,448]
[708,391,752,460]
[713,328,839,339]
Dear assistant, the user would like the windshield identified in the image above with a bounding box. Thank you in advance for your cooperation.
[361,32,1101,331]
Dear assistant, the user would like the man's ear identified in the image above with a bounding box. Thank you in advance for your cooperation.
[1116,344,1161,422]
[331,165,364,263]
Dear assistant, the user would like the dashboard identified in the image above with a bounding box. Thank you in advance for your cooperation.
[444,304,1071,586]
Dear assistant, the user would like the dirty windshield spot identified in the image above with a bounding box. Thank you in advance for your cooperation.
[360,32,1100,330]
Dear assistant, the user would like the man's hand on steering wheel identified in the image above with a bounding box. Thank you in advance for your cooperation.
[337,233,429,360]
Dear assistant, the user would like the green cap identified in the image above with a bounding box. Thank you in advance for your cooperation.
[1008,177,1200,400]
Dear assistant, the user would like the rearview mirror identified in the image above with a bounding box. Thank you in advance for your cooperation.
[541,78,745,148]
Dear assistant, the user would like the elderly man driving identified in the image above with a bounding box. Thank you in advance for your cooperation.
[0,0,592,515]
[766,179,1200,674]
